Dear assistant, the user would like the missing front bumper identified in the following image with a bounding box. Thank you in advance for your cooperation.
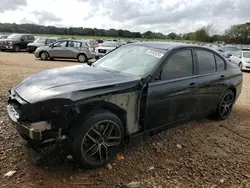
[16,123,42,140]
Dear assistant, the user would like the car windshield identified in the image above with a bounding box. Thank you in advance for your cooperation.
[94,45,166,77]
[7,34,22,39]
[101,42,119,47]
[243,52,250,58]
[34,37,46,43]
[225,46,240,52]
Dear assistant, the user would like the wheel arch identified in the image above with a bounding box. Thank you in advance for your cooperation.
[228,86,236,98]
[76,101,127,136]
[39,51,49,57]
[77,53,87,59]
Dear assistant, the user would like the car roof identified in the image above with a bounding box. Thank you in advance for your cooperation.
[133,42,200,50]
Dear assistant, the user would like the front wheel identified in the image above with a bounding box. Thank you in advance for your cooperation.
[40,52,49,60]
[13,45,20,52]
[69,110,124,169]
[215,90,235,120]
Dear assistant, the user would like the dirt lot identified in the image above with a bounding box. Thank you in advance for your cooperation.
[0,52,250,188]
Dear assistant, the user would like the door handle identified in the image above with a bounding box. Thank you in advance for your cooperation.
[220,75,225,80]
[188,82,196,88]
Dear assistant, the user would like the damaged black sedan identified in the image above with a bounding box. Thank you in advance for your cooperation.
[7,42,242,169]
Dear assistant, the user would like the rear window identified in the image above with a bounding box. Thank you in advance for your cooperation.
[215,55,226,71]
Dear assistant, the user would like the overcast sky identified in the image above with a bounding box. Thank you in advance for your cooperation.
[0,0,249,34]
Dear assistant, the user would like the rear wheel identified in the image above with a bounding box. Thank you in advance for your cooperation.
[78,54,87,63]
[13,45,20,52]
[69,110,124,169]
[215,90,235,120]
[40,52,49,60]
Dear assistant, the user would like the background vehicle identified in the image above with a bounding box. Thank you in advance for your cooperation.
[230,50,250,71]
[0,35,8,39]
[0,34,35,52]
[95,41,122,58]
[27,37,58,53]
[7,42,242,169]
[220,45,241,58]
[34,40,95,62]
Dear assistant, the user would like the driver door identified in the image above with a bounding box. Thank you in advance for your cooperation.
[20,35,28,49]
[49,41,68,58]
[145,49,198,130]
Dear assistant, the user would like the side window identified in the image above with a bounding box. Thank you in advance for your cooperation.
[196,50,216,74]
[53,41,67,48]
[27,35,34,40]
[81,42,88,47]
[162,50,193,80]
[68,41,81,48]
[215,55,226,71]
[21,35,28,41]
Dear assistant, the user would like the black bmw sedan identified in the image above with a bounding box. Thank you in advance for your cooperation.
[7,42,242,169]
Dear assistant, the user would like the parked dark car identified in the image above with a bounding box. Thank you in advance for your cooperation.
[7,42,242,169]
[0,34,35,52]
[27,37,58,53]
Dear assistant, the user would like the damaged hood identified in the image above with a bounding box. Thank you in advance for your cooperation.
[13,64,140,103]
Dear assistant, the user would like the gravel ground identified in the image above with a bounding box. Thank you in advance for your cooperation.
[0,52,250,188]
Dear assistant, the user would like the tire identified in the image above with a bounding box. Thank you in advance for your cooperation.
[40,52,49,60]
[28,48,33,53]
[69,110,124,169]
[215,90,235,120]
[13,45,20,52]
[78,54,87,63]
[238,62,243,71]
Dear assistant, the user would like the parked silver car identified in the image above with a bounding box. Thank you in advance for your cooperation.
[34,40,95,62]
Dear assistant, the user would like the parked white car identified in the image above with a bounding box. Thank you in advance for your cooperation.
[230,50,250,71]
[95,41,122,59]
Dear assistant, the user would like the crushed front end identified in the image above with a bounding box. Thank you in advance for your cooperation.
[7,89,78,147]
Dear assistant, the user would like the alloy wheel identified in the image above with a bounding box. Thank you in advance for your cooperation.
[41,52,47,60]
[78,55,86,62]
[220,92,234,119]
[14,45,20,52]
[80,120,121,165]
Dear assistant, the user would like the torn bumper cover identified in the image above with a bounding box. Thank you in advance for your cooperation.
[7,104,52,141]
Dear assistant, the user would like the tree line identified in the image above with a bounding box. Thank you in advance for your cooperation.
[0,22,249,44]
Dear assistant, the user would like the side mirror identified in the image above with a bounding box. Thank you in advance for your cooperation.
[51,44,54,48]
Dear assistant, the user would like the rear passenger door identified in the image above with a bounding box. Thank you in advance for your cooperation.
[195,49,226,114]
[66,41,82,58]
